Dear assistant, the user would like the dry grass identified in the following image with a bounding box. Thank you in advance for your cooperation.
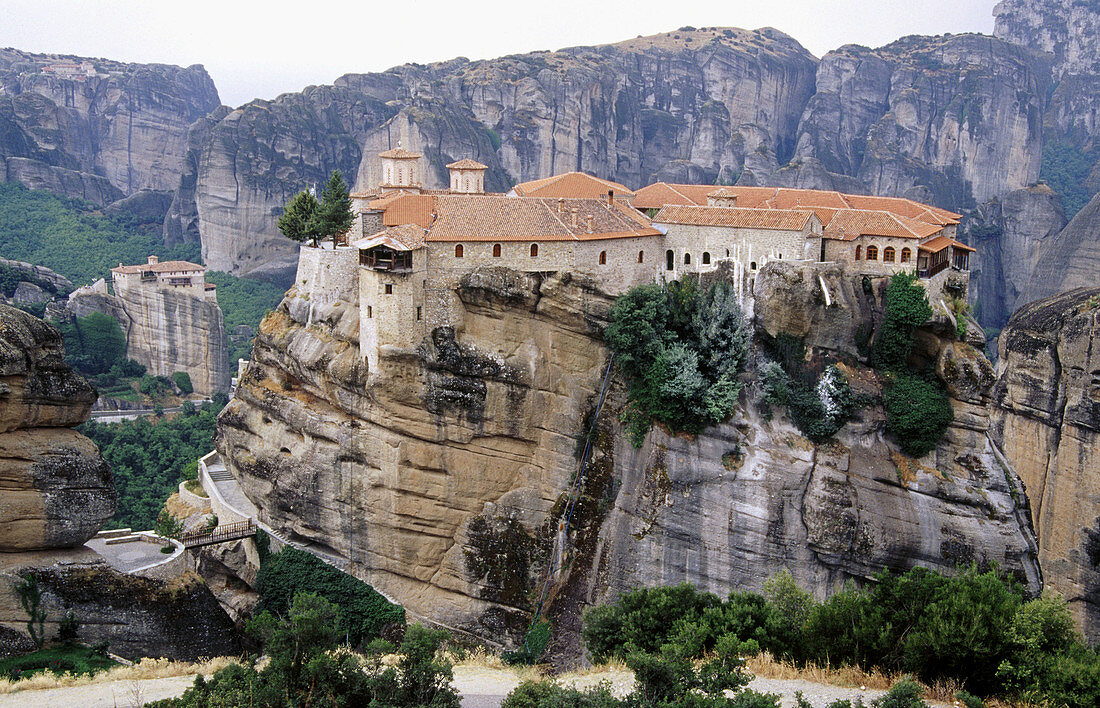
[0,656,238,695]
[450,648,545,683]
[746,652,965,704]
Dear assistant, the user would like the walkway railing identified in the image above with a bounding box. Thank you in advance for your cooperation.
[178,518,257,548]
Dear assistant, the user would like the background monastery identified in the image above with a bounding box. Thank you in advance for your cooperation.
[295,147,975,371]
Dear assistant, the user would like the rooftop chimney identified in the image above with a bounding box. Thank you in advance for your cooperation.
[557,197,565,214]
[607,189,614,206]
[585,214,594,233]
[570,208,578,228]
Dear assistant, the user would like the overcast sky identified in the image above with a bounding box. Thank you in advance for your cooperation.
[1,0,996,107]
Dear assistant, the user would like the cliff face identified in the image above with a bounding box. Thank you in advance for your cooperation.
[0,303,239,661]
[0,304,113,549]
[784,34,1043,210]
[0,48,220,204]
[68,285,231,395]
[218,263,1041,653]
[991,287,1100,639]
[168,28,818,281]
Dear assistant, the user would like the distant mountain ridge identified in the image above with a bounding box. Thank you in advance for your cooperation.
[2,1,1100,332]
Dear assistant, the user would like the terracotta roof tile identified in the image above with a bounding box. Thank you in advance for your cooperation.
[446,158,488,170]
[511,172,635,199]
[380,194,434,227]
[824,209,941,240]
[424,195,659,242]
[919,235,976,253]
[355,223,428,251]
[112,260,205,274]
[378,147,422,159]
[654,205,815,231]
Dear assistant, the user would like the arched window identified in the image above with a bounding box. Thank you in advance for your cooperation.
[684,253,691,265]
[666,250,674,271]
[598,251,607,265]
[883,247,895,263]
[702,252,711,265]
[638,250,644,263]
[493,243,502,257]
[454,244,464,258]
[866,245,878,260]
[900,248,912,263]
[750,261,757,270]
[530,243,539,257]
[855,245,861,260]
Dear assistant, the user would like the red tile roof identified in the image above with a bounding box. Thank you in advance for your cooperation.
[823,209,942,240]
[919,236,976,253]
[356,223,428,251]
[379,195,659,242]
[378,147,422,159]
[634,183,961,227]
[112,260,204,274]
[653,205,815,231]
[511,172,635,199]
[446,159,488,170]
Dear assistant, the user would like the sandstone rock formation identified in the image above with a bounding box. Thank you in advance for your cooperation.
[991,287,1100,639]
[217,262,1042,655]
[67,284,230,395]
[0,303,240,660]
[0,48,220,204]
[0,304,113,550]
[1023,191,1100,307]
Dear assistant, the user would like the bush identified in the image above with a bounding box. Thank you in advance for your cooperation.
[872,273,933,371]
[883,374,953,457]
[873,678,927,708]
[172,371,193,394]
[256,546,405,647]
[605,278,750,440]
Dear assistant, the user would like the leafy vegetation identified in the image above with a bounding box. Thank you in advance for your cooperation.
[759,340,855,442]
[78,401,221,530]
[605,278,750,441]
[872,274,933,372]
[53,312,127,376]
[1039,138,1096,220]
[0,181,198,286]
[256,546,406,648]
[151,592,459,708]
[0,642,117,681]
[0,261,70,298]
[277,170,354,248]
[574,568,1100,707]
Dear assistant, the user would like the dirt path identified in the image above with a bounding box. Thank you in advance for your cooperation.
[0,666,953,708]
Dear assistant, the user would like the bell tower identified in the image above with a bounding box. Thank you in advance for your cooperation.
[379,143,423,190]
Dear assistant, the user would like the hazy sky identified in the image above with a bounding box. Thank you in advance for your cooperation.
[1,0,996,107]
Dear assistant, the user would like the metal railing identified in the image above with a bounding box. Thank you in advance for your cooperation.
[178,518,257,548]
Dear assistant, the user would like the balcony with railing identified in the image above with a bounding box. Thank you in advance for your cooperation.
[360,247,412,273]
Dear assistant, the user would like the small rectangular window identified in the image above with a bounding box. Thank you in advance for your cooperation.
[367,305,372,318]
[416,306,422,321]
[384,283,393,295]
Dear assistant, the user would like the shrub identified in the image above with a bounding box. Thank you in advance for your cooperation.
[883,374,953,457]
[256,546,405,647]
[605,278,750,441]
[172,371,193,394]
[582,583,723,662]
[873,678,928,708]
[873,273,933,371]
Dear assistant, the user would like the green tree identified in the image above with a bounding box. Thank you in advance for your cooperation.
[171,372,193,394]
[872,273,933,371]
[277,190,321,247]
[316,171,354,246]
[883,374,954,457]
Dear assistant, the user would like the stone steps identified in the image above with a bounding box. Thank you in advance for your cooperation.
[207,469,233,482]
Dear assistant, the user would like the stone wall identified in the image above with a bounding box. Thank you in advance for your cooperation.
[822,236,920,276]
[295,245,360,305]
[661,223,819,279]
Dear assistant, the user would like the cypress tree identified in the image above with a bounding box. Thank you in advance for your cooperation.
[316,171,354,245]
[278,190,321,247]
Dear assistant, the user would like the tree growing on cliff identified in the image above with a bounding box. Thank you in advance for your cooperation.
[277,190,321,247]
[315,171,354,246]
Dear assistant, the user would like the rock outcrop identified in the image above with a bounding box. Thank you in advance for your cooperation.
[991,287,1100,639]
[0,304,240,660]
[67,284,230,395]
[0,48,220,204]
[1023,191,1100,308]
[0,304,113,550]
[217,262,1041,654]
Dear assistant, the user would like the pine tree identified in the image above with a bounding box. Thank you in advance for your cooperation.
[316,170,354,245]
[278,190,321,246]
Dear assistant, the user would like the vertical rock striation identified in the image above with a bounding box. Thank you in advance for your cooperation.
[0,49,221,204]
[992,287,1100,639]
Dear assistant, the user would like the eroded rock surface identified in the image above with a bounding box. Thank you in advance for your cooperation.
[992,287,1100,638]
[0,304,113,550]
[218,263,1042,654]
